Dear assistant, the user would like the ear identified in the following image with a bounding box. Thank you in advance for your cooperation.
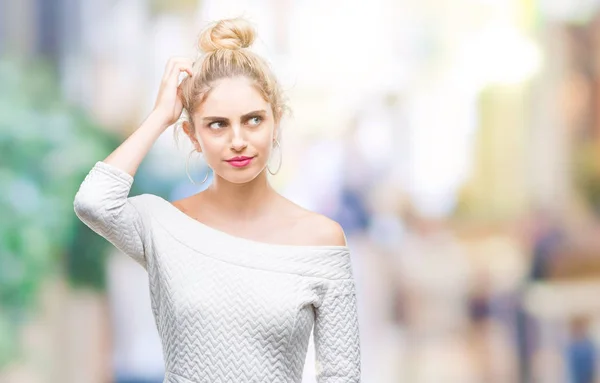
[182,121,202,153]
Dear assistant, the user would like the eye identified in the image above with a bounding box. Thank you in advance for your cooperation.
[208,120,226,130]
[247,116,263,126]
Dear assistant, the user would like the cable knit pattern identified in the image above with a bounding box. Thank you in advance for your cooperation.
[73,161,361,383]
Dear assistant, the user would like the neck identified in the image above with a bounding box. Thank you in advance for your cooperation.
[204,170,278,222]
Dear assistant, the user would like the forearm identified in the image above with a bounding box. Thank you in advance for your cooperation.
[104,111,169,177]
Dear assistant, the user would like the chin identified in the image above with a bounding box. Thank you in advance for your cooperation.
[218,168,265,184]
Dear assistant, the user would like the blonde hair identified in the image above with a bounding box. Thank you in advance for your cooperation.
[178,17,288,138]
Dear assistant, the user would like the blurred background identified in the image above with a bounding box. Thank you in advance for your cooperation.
[3,0,600,382]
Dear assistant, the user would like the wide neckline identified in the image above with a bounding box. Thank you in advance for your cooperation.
[151,195,350,252]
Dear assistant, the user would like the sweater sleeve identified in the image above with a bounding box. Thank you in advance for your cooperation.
[313,275,362,382]
[73,161,148,268]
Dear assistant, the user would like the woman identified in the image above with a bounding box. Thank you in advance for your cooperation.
[74,17,361,383]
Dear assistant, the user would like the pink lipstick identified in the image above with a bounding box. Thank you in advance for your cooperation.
[226,156,254,168]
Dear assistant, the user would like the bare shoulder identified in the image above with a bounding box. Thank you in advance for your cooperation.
[171,197,188,211]
[285,202,347,247]
[303,213,347,246]
[170,193,200,214]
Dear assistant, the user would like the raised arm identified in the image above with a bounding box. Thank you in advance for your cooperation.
[102,57,194,177]
[73,57,193,267]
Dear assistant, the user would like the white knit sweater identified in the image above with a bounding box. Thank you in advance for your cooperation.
[73,161,362,383]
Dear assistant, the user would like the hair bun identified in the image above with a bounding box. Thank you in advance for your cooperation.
[198,17,256,53]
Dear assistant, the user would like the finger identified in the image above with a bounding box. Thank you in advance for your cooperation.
[172,63,193,79]
[166,64,194,88]
[183,64,193,77]
[168,65,191,85]
[162,57,193,81]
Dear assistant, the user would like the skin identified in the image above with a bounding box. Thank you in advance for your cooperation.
[103,56,347,247]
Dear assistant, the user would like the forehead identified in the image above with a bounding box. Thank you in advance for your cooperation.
[197,76,270,117]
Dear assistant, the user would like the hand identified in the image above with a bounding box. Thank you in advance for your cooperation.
[152,57,194,128]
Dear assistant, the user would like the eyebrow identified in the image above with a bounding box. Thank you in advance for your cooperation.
[202,109,267,122]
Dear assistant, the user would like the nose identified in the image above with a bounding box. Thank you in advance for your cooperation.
[230,124,248,152]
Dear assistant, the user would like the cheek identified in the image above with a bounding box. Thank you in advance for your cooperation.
[252,125,275,151]
[196,133,220,156]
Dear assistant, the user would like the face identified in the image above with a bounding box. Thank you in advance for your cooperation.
[185,76,278,184]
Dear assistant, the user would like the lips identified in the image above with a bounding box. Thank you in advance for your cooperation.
[226,156,254,168]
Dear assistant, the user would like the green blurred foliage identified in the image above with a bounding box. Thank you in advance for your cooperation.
[0,57,118,366]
